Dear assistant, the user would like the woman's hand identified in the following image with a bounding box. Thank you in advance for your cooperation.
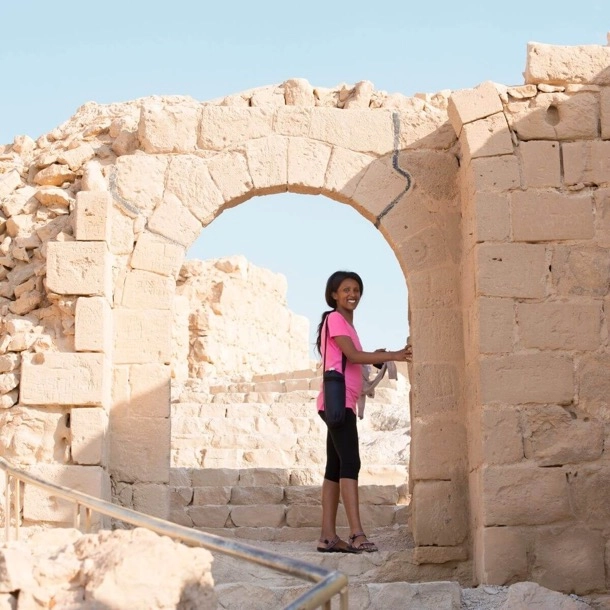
[392,345,413,362]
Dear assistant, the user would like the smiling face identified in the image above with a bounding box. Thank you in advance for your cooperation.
[332,278,361,314]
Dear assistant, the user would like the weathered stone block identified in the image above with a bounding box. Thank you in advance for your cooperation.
[476,243,547,299]
[552,246,610,296]
[411,363,460,416]
[522,406,603,466]
[21,352,107,406]
[74,191,112,241]
[147,194,202,248]
[192,468,240,487]
[70,407,107,465]
[230,486,284,505]
[285,504,328,528]
[188,505,231,528]
[230,504,285,527]
[472,192,510,242]
[482,406,523,465]
[525,42,610,86]
[411,546,467,565]
[309,108,394,155]
[469,155,520,191]
[122,269,174,310]
[287,137,331,193]
[409,308,463,363]
[602,87,610,139]
[512,191,594,241]
[199,106,275,151]
[517,301,601,351]
[408,266,460,309]
[192,487,231,506]
[324,147,373,201]
[238,468,290,487]
[206,150,253,204]
[113,309,172,364]
[165,155,224,226]
[110,416,170,484]
[131,231,185,278]
[569,466,610,523]
[578,352,610,419]
[114,154,168,215]
[245,136,289,193]
[412,480,467,546]
[128,363,171,417]
[479,526,528,584]
[462,113,513,161]
[477,297,514,354]
[75,296,112,353]
[480,353,573,404]
[396,226,451,274]
[520,140,561,187]
[46,241,111,297]
[138,102,199,153]
[532,527,605,594]
[410,420,466,480]
[132,483,170,519]
[448,81,503,133]
[23,464,110,522]
[274,107,312,137]
[482,465,572,526]
[563,140,610,186]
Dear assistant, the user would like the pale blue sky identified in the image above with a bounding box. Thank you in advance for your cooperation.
[1,1,607,355]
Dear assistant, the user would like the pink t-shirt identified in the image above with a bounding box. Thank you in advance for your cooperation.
[317,311,363,414]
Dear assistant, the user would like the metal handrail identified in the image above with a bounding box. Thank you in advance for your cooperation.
[0,458,348,609]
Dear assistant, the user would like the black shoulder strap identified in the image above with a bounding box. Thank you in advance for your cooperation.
[323,315,347,373]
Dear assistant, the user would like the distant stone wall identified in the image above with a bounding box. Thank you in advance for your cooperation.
[173,256,310,382]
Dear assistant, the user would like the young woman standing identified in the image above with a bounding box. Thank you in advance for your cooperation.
[315,271,412,553]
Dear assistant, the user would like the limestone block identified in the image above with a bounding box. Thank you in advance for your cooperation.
[138,102,199,153]
[412,480,467,546]
[472,192,510,242]
[532,527,605,594]
[287,137,332,193]
[165,155,224,226]
[206,150,253,204]
[131,231,185,278]
[23,464,110,522]
[501,582,594,610]
[358,504,398,527]
[21,352,107,406]
[411,546,468,565]
[285,504,326,528]
[230,486,284,505]
[283,486,320,505]
[128,363,171,417]
[552,246,610,296]
[508,92,599,140]
[525,42,610,86]
[283,78,315,105]
[70,407,107,465]
[113,308,172,364]
[309,108,394,155]
[192,486,231,505]
[563,140,610,186]
[408,266,460,309]
[0,170,22,198]
[109,416,170,483]
[114,154,168,215]
[461,113,513,161]
[569,466,610,523]
[199,106,274,151]
[396,226,451,274]
[57,143,95,171]
[594,188,610,247]
[479,526,528,584]
[75,297,112,353]
[230,504,285,527]
[324,147,374,201]
[578,352,610,419]
[33,164,77,186]
[411,363,460,416]
[602,87,610,139]
[410,420,466,480]
[469,155,520,191]
[245,136,289,193]
[482,465,572,526]
[522,406,603,466]
[274,107,312,137]
[132,483,169,519]
[447,81,503,133]
[46,241,111,297]
[238,468,290,487]
[409,308,463,364]
[476,243,547,299]
[480,353,573,404]
[0,546,35,593]
[517,301,601,351]
[191,468,239,487]
[121,269,174,310]
[74,191,112,241]
[188,505,230,528]
[482,406,523,465]
[477,297,514,353]
[520,140,561,187]
[367,582,462,610]
[147,193,202,248]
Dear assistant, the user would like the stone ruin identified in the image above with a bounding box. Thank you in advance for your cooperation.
[0,35,610,602]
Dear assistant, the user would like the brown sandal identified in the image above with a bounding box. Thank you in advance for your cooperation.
[317,535,359,554]
[349,532,378,553]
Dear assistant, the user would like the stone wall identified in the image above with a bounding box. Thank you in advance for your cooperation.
[0,36,609,594]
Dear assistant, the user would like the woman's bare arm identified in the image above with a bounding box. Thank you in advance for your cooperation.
[334,335,412,364]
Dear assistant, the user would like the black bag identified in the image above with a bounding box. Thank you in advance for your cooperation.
[322,318,347,429]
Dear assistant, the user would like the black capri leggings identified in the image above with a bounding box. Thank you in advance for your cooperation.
[319,408,361,481]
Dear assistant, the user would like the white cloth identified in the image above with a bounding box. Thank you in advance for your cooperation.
[356,361,398,419]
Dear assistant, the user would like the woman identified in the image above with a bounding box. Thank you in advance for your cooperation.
[315,270,412,553]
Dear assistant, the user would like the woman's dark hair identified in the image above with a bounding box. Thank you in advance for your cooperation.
[315,271,364,356]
